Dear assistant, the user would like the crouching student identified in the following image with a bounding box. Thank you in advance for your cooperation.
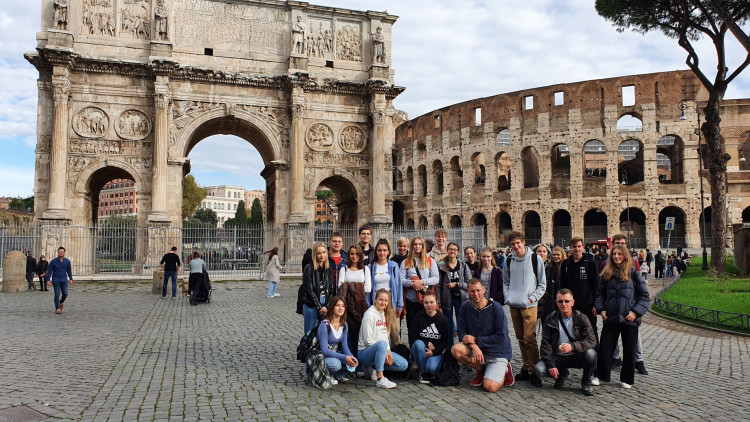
[358,289,408,389]
[317,296,358,385]
[408,290,450,384]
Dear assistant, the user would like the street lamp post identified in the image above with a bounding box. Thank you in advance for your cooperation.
[621,170,630,247]
[683,102,709,270]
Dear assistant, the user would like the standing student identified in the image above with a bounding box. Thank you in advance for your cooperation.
[264,247,285,298]
[400,236,439,336]
[429,229,449,264]
[560,238,601,338]
[409,290,450,384]
[464,246,480,274]
[474,247,504,304]
[302,242,336,335]
[358,289,409,389]
[368,239,404,346]
[534,244,558,324]
[47,247,73,314]
[26,252,37,291]
[160,246,181,299]
[391,237,409,267]
[358,225,375,266]
[328,232,348,287]
[437,242,472,337]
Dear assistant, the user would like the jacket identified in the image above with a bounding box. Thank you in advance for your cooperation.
[48,257,73,282]
[400,257,440,303]
[367,260,404,311]
[36,259,49,276]
[595,268,650,327]
[302,263,336,311]
[539,310,598,369]
[328,250,348,286]
[538,262,560,320]
[502,247,546,308]
[473,266,504,305]
[265,255,283,283]
[436,259,472,311]
[26,256,37,273]
[562,255,602,311]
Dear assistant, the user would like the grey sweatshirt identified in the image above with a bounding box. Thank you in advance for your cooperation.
[502,247,546,308]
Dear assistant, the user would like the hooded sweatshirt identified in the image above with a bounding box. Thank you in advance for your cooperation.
[502,246,546,308]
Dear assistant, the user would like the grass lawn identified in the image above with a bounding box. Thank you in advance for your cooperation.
[659,257,750,315]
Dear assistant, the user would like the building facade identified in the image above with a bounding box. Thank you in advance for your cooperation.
[97,178,137,219]
[200,185,245,227]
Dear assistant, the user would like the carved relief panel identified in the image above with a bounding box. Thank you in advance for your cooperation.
[305,123,334,152]
[116,109,152,140]
[82,0,115,37]
[120,0,152,40]
[73,107,110,138]
[339,125,367,154]
[305,18,333,59]
[336,22,362,62]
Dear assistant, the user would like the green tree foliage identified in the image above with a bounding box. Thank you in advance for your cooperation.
[596,0,750,273]
[235,200,248,223]
[9,196,34,212]
[316,189,334,201]
[191,208,218,226]
[250,198,263,225]
[182,175,208,219]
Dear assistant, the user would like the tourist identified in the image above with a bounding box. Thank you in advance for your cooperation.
[264,247,285,298]
[560,238,601,338]
[302,242,336,335]
[429,228,448,264]
[640,261,649,283]
[26,252,37,291]
[301,248,313,271]
[535,244,559,323]
[160,246,181,299]
[358,225,375,266]
[339,245,371,290]
[502,231,546,387]
[595,244,650,389]
[368,239,403,346]
[339,245,371,353]
[391,237,409,267]
[534,289,598,396]
[317,296,357,384]
[464,246,480,274]
[46,246,73,314]
[654,250,664,279]
[473,246,504,304]
[328,232,348,286]
[188,251,207,295]
[36,254,49,292]
[408,290,450,384]
[437,242,472,337]
[452,279,514,392]
[646,249,653,274]
[400,236,439,335]
[358,289,408,388]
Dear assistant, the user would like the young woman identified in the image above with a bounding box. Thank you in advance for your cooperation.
[36,255,49,291]
[534,244,558,323]
[317,296,357,384]
[368,239,404,346]
[339,245,372,291]
[408,290,450,383]
[302,242,336,335]
[339,245,372,355]
[358,289,408,389]
[464,246,480,274]
[437,242,472,336]
[595,245,650,389]
[264,247,285,298]
[473,246,504,305]
[400,236,440,334]
[188,251,207,295]
[390,237,410,267]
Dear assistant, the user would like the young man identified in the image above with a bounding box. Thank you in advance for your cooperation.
[534,289,598,396]
[160,246,181,299]
[47,247,73,314]
[328,232,348,287]
[560,237,602,338]
[502,231,546,387]
[429,228,448,264]
[452,279,514,393]
[358,225,374,266]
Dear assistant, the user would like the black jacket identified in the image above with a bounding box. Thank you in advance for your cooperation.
[37,259,48,276]
[26,256,37,273]
[595,268,650,327]
[538,262,560,321]
[560,256,601,311]
[302,263,336,311]
[539,310,598,369]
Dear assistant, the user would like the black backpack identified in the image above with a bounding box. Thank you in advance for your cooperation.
[296,322,321,363]
[506,253,539,278]
[383,343,412,380]
[431,346,460,386]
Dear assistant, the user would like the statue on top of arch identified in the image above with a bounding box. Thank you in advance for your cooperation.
[53,0,69,30]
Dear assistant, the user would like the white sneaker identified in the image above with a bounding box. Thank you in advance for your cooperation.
[376,376,397,389]
[370,368,378,381]
[590,377,600,386]
[621,382,632,389]
[171,296,177,300]
[273,293,281,297]
[330,379,338,386]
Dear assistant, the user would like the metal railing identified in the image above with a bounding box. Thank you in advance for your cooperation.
[392,225,486,253]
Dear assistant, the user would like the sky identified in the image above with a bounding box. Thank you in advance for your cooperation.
[1,0,749,197]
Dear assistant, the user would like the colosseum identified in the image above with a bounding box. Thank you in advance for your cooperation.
[393,70,750,250]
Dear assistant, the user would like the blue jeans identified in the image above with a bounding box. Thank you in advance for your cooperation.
[52,280,68,310]
[357,340,408,373]
[267,281,278,297]
[163,271,177,297]
[410,340,442,374]
[302,304,322,335]
[445,296,463,334]
[325,357,351,380]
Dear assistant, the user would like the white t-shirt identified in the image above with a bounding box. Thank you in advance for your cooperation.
[339,266,372,293]
[372,263,391,292]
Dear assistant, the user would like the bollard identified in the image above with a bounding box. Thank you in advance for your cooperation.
[2,251,28,292]
[152,269,164,294]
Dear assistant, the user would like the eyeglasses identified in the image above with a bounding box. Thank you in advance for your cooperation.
[556,300,572,304]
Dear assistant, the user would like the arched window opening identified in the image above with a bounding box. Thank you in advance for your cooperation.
[496,152,511,192]
[522,147,540,188]
[738,132,750,171]
[617,114,642,134]
[657,135,684,184]
[450,156,463,190]
[471,152,486,185]
[496,212,513,246]
[553,209,572,246]
[523,211,542,245]
[432,161,444,195]
[583,209,608,244]
[618,139,644,185]
[619,208,647,248]
[418,164,428,197]
[406,167,414,195]
[700,207,712,243]
[659,206,687,248]
[449,215,462,228]
[433,213,443,228]
[583,140,607,179]
[497,128,511,147]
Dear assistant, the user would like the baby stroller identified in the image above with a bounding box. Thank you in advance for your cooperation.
[190,269,212,305]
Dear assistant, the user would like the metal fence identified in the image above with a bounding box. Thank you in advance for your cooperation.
[392,225,486,253]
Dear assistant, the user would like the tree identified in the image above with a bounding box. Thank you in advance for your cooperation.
[182,175,208,219]
[249,198,263,225]
[9,196,34,212]
[192,208,218,226]
[596,0,750,272]
[235,200,248,223]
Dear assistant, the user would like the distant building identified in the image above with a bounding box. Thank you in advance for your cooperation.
[245,189,266,221]
[0,197,12,210]
[98,179,137,219]
[315,187,334,223]
[200,185,246,227]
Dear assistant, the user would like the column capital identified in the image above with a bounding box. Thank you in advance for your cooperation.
[51,75,71,103]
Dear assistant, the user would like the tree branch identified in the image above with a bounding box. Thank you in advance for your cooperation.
[678,34,715,89]
[710,0,750,53]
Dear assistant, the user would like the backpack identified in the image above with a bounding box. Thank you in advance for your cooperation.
[431,346,460,386]
[506,253,539,278]
[383,343,412,380]
[296,322,321,363]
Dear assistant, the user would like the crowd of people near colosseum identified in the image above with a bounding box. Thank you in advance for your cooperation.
[296,224,663,394]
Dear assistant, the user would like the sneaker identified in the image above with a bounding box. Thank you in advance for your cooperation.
[162,295,167,299]
[530,372,542,387]
[470,370,485,387]
[621,382,632,389]
[59,303,64,312]
[612,357,623,368]
[330,379,338,386]
[582,385,594,396]
[515,369,531,381]
[370,368,378,381]
[267,295,273,298]
[376,376,397,389]
[418,373,432,385]
[635,361,648,375]
[171,296,177,300]
[554,377,565,389]
[273,293,281,297]
[590,377,600,386]
[503,363,515,387]
[339,373,353,383]
[55,309,61,314]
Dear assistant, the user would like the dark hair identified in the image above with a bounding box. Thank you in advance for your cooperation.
[447,242,459,251]
[374,238,391,259]
[171,246,178,251]
[358,225,372,235]
[507,231,525,244]
[57,246,65,252]
[557,288,573,298]
[326,296,348,327]
[611,233,627,244]
[264,247,279,260]
[569,237,584,247]
[467,278,483,287]
[192,251,201,258]
[347,245,364,270]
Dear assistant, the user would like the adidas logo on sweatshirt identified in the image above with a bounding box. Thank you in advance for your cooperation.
[420,323,442,340]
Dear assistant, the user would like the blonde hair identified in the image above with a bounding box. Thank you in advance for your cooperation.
[312,241,329,271]
[601,244,632,281]
[479,247,496,268]
[552,246,566,278]
[396,237,410,247]
[406,236,429,269]
[374,288,393,333]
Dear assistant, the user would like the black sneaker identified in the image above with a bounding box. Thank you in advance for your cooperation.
[582,385,594,396]
[635,361,648,375]
[515,369,531,381]
[418,373,432,385]
[554,369,568,389]
[530,372,542,387]
[612,357,623,368]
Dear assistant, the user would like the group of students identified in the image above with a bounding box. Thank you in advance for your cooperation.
[295,226,650,394]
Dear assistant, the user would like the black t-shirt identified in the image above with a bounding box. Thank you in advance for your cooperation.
[160,253,181,271]
[446,262,461,297]
[466,260,480,274]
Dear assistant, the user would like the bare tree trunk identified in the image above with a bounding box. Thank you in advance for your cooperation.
[702,95,728,271]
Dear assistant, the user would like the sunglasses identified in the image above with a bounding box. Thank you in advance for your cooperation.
[556,300,572,304]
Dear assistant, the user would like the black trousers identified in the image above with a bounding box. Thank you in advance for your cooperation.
[655,266,664,278]
[534,349,597,386]
[404,299,424,341]
[597,322,638,385]
[574,305,599,340]
[38,274,47,290]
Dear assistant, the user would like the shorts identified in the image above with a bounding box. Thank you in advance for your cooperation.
[482,357,509,384]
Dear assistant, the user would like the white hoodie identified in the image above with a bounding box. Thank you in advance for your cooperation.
[358,305,389,350]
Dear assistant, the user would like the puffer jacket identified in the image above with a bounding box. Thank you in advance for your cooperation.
[302,263,336,311]
[595,268,650,326]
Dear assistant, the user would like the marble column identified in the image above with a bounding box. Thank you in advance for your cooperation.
[370,94,388,223]
[43,67,71,220]
[148,76,170,222]
[288,86,306,222]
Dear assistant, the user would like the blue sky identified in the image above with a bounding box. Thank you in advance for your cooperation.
[1,0,749,197]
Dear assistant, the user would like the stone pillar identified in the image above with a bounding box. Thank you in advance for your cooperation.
[2,251,27,292]
[148,76,170,222]
[289,85,306,223]
[369,92,388,223]
[43,67,71,220]
[370,222,393,245]
[286,222,311,273]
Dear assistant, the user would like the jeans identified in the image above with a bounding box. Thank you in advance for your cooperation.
[52,280,69,310]
[404,300,424,339]
[444,296,463,334]
[410,340,442,375]
[534,349,597,386]
[325,357,351,380]
[613,331,644,362]
[357,340,408,373]
[267,281,278,297]
[598,323,638,385]
[163,271,177,297]
[27,272,36,289]
[302,304,322,335]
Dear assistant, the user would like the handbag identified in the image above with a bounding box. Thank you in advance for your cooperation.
[414,259,434,303]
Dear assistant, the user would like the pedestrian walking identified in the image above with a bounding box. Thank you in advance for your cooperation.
[46,247,73,314]
[264,247,285,298]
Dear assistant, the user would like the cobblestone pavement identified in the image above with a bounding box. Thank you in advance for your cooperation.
[1,280,748,421]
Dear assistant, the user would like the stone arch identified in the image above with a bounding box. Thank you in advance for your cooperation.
[618,139,644,185]
[700,206,712,243]
[738,131,750,170]
[583,208,608,243]
[495,211,513,246]
[583,139,607,179]
[523,210,542,245]
[495,152,511,192]
[405,166,414,195]
[619,207,647,248]
[552,209,572,246]
[471,212,488,241]
[393,200,405,226]
[406,218,415,229]
[418,215,429,229]
[432,160,444,195]
[309,171,363,225]
[742,206,750,223]
[521,146,540,188]
[496,128,511,147]
[416,141,427,161]
[450,156,463,190]
[74,159,145,225]
[656,135,684,184]
[471,152,486,185]
[432,213,443,228]
[550,143,570,198]
[617,113,643,133]
[418,164,428,196]
[659,206,687,248]
[449,215,462,228]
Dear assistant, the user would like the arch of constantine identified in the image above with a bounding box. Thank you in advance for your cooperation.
[394,70,750,250]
